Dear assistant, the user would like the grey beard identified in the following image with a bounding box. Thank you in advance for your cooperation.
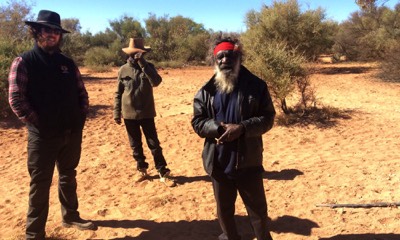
[214,62,240,94]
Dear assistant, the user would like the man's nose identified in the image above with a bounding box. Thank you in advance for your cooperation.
[221,55,231,63]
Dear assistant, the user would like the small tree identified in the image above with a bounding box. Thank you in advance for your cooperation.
[244,0,336,60]
[241,0,317,114]
[0,0,33,41]
[335,1,400,61]
[60,18,90,65]
[144,13,210,64]
[109,15,146,42]
[242,39,311,114]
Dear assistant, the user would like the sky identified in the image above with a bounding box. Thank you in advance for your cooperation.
[3,0,400,34]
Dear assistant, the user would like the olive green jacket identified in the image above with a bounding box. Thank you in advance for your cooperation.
[114,58,162,120]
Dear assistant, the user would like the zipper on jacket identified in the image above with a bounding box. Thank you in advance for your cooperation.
[235,89,244,170]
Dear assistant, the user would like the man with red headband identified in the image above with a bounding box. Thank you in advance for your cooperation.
[192,37,276,240]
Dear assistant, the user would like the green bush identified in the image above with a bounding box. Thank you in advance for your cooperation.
[379,40,400,82]
[244,0,336,60]
[62,33,90,66]
[241,38,312,114]
[155,60,187,69]
[335,3,400,61]
[84,46,116,68]
[0,38,30,118]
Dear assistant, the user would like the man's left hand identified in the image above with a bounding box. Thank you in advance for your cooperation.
[134,52,145,62]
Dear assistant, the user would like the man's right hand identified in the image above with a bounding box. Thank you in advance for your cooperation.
[114,118,122,125]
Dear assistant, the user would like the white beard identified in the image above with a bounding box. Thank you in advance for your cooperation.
[214,60,240,94]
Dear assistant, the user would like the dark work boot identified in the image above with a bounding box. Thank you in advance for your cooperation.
[62,217,97,230]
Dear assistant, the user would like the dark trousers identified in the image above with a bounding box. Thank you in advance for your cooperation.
[26,130,82,240]
[124,118,167,171]
[211,171,273,240]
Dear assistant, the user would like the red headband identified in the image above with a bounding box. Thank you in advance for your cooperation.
[213,42,236,56]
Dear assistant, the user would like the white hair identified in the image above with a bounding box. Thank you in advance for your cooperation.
[214,58,241,94]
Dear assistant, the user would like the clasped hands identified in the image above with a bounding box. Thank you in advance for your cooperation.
[217,122,244,145]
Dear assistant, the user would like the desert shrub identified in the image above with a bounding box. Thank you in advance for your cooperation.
[335,3,400,61]
[86,64,113,73]
[378,41,400,82]
[0,0,33,41]
[62,33,90,66]
[84,46,116,68]
[0,37,30,118]
[109,39,126,66]
[244,0,336,60]
[241,38,313,114]
[155,60,187,69]
[144,14,210,63]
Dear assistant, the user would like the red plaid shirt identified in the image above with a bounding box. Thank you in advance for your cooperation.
[8,57,89,124]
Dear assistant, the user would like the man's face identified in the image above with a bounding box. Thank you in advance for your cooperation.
[215,50,240,72]
[214,49,241,94]
[37,26,62,52]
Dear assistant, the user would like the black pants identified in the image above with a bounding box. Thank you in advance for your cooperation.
[124,118,167,171]
[26,130,83,240]
[211,171,273,240]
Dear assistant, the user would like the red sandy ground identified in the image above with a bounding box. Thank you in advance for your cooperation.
[1,62,400,240]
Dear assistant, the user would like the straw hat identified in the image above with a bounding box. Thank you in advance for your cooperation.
[25,10,70,33]
[122,38,151,55]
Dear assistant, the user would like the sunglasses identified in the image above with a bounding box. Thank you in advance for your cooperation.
[42,27,62,35]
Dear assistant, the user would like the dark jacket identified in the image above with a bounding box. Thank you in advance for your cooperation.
[191,65,276,176]
[114,59,162,120]
[20,44,87,136]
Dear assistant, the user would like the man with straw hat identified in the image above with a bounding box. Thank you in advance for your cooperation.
[114,38,175,187]
[8,10,96,239]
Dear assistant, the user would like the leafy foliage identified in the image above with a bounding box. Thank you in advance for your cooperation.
[0,0,32,41]
[378,41,400,82]
[241,0,319,114]
[144,14,210,64]
[241,38,312,113]
[244,0,336,60]
[0,37,31,117]
[0,0,32,117]
[84,46,116,69]
[61,19,90,65]
[335,2,400,61]
[109,15,146,41]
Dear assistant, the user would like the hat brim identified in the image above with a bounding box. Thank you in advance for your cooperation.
[122,47,152,55]
[25,21,70,33]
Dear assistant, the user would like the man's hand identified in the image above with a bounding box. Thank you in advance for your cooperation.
[114,118,122,125]
[133,52,146,63]
[217,122,244,144]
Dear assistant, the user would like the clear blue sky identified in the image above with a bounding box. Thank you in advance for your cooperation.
[4,0,399,33]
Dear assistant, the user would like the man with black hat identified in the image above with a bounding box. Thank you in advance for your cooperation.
[191,37,275,240]
[8,10,96,239]
[114,38,175,187]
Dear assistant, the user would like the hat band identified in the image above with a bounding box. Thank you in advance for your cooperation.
[213,42,235,56]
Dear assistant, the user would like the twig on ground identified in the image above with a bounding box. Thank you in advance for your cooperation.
[316,202,400,208]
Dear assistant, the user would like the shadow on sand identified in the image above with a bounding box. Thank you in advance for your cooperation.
[91,214,319,240]
[319,233,400,240]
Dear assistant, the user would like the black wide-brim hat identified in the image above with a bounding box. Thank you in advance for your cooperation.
[25,10,70,33]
